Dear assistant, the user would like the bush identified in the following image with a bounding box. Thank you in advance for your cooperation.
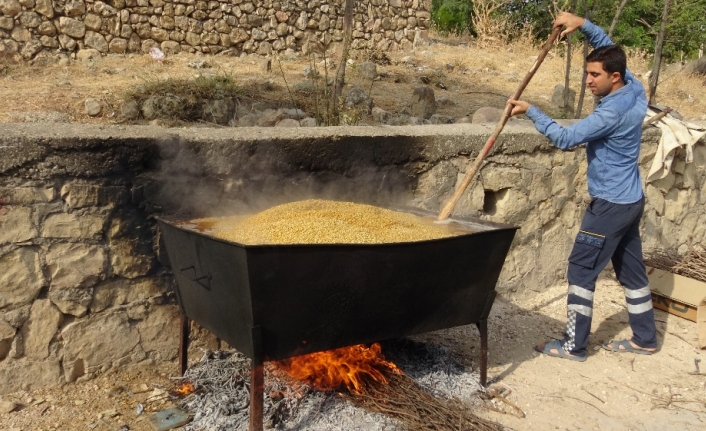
[431,0,473,34]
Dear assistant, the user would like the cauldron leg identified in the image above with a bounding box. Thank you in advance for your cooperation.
[179,314,190,376]
[476,318,489,387]
[249,326,264,431]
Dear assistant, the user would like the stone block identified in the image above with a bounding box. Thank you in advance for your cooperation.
[46,243,107,290]
[412,160,457,211]
[49,287,93,317]
[42,212,105,239]
[0,359,61,395]
[0,206,37,244]
[0,319,15,360]
[472,107,502,124]
[486,188,530,224]
[551,84,576,112]
[60,184,129,208]
[480,165,522,192]
[663,188,688,222]
[0,248,44,309]
[135,305,179,360]
[20,299,63,360]
[110,239,155,279]
[0,304,30,328]
[410,86,435,119]
[61,311,140,382]
[90,277,166,313]
[645,184,665,215]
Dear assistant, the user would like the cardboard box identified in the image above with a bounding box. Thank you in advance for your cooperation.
[647,266,706,348]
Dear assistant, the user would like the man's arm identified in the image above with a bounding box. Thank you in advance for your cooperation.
[508,100,622,150]
[553,12,612,50]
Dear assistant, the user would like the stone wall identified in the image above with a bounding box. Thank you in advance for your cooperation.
[1,122,704,394]
[0,0,431,60]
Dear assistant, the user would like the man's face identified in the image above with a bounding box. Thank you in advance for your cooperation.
[585,62,621,97]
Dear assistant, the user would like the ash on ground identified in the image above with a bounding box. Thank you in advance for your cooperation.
[179,339,484,430]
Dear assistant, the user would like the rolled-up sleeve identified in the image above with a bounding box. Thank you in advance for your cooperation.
[526,105,621,150]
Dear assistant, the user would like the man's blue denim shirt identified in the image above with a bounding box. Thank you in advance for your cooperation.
[526,20,647,204]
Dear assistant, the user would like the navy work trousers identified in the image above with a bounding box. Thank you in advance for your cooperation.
[561,196,657,357]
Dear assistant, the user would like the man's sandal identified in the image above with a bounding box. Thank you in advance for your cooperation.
[534,339,587,362]
[602,339,655,355]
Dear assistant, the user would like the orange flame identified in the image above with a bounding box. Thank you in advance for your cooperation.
[175,381,195,396]
[277,343,401,395]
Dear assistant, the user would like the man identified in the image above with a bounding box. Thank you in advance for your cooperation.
[507,12,658,361]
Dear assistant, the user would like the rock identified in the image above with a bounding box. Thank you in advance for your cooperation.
[109,38,128,53]
[0,304,31,328]
[0,206,37,245]
[0,359,61,394]
[90,278,165,313]
[0,320,15,360]
[345,86,372,114]
[20,299,63,359]
[482,166,523,192]
[0,248,44,309]
[683,57,706,75]
[436,96,455,106]
[429,114,455,124]
[551,84,576,112]
[472,107,503,124]
[410,86,436,119]
[34,0,53,18]
[259,58,271,73]
[413,30,428,48]
[257,109,285,127]
[372,106,390,123]
[45,242,106,290]
[358,61,377,80]
[120,100,140,120]
[135,305,179,360]
[60,184,128,208]
[276,108,306,120]
[110,239,155,279]
[201,99,235,125]
[275,118,300,127]
[19,11,41,28]
[76,48,101,62]
[237,113,259,127]
[299,117,317,127]
[61,311,140,382]
[0,397,17,414]
[58,34,76,51]
[49,287,92,317]
[63,0,85,17]
[59,17,85,38]
[0,16,12,30]
[84,98,103,116]
[505,71,520,82]
[456,116,472,123]
[42,212,104,238]
[84,31,108,53]
[303,65,318,79]
[0,0,21,16]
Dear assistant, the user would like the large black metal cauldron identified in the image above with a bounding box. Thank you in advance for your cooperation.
[157,206,517,431]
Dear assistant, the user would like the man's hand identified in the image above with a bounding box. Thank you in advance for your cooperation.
[553,12,585,39]
[507,99,530,117]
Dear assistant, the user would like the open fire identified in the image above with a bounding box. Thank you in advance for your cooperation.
[276,343,402,395]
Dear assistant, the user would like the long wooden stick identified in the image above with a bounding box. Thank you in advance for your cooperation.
[437,26,562,220]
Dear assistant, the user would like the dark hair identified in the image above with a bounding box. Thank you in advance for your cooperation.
[586,45,627,81]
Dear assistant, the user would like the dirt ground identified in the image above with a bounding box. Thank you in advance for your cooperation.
[2,278,705,431]
[0,35,705,125]
[2,35,706,431]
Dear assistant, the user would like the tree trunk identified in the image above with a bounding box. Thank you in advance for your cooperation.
[575,0,596,118]
[330,0,354,123]
[563,0,579,113]
[649,0,671,105]
[608,0,629,38]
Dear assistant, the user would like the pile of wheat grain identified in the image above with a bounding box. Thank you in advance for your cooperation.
[195,200,456,245]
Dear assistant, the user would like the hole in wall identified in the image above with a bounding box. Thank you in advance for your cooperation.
[483,188,509,215]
